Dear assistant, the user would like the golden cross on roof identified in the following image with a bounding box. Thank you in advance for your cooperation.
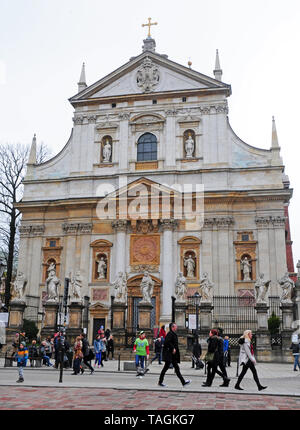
[142,17,158,37]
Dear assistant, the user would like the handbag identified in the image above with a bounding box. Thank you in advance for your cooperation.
[205,352,214,362]
[87,348,95,360]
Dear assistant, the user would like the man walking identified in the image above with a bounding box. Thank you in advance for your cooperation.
[158,323,191,388]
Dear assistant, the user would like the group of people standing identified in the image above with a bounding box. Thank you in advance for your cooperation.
[72,328,114,375]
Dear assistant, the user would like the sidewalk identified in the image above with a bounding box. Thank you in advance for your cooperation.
[1,358,300,397]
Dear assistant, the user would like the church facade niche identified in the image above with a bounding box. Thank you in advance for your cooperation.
[183,129,196,159]
[101,135,113,163]
[90,239,113,283]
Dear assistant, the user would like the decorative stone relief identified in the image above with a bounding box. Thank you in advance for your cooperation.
[62,223,93,234]
[136,57,160,93]
[19,225,45,236]
[204,217,234,228]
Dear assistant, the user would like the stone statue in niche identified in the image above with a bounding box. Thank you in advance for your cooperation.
[102,139,112,163]
[278,272,295,304]
[96,255,107,280]
[113,272,128,304]
[70,270,83,302]
[255,273,271,304]
[45,263,60,301]
[175,272,187,302]
[184,132,195,158]
[184,254,196,278]
[199,272,214,302]
[140,271,154,304]
[12,272,27,301]
[241,256,251,281]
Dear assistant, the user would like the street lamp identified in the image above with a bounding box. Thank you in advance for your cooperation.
[193,292,201,337]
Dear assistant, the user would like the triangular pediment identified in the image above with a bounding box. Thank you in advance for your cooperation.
[108,177,182,199]
[69,51,231,104]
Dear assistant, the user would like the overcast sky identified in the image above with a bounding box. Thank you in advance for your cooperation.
[1,0,300,268]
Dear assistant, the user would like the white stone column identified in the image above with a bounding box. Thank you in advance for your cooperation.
[160,219,177,322]
[118,113,130,171]
[112,220,127,276]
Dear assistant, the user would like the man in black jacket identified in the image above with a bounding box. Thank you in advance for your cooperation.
[158,323,191,387]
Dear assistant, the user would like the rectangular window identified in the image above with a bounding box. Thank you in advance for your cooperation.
[112,103,116,108]
[242,234,249,242]
[152,99,157,104]
[182,97,187,102]
[49,240,56,247]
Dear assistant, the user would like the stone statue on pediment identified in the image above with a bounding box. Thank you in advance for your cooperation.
[200,272,214,303]
[113,272,128,304]
[140,271,154,304]
[70,270,83,302]
[255,273,271,304]
[278,272,294,304]
[175,272,187,302]
[46,264,60,302]
[12,272,27,302]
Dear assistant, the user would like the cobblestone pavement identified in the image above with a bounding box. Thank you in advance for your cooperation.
[0,360,299,410]
[0,386,300,410]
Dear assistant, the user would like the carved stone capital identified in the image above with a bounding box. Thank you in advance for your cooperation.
[160,219,178,231]
[112,220,128,232]
[118,112,130,121]
[255,216,286,228]
[62,223,92,235]
[204,216,234,229]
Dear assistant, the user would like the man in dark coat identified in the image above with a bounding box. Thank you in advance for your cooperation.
[158,322,191,387]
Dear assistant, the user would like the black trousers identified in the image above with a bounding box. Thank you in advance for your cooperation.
[83,357,94,372]
[206,361,228,385]
[159,360,185,385]
[236,360,261,388]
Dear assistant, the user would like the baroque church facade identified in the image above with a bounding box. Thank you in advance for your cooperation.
[16,33,294,340]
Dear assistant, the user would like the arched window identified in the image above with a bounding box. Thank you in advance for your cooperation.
[137,133,157,161]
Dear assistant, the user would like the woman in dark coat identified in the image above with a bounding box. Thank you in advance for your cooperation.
[158,323,191,387]
[202,329,230,387]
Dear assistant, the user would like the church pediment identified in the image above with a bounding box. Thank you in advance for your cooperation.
[69,52,231,105]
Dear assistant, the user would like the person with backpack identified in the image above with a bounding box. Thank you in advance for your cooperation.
[235,329,267,391]
[202,329,230,387]
[191,335,203,370]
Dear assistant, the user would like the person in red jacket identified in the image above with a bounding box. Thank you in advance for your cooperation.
[158,325,166,339]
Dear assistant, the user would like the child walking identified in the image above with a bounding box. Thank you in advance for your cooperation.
[16,342,28,383]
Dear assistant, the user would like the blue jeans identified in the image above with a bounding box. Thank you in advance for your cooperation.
[95,352,102,366]
[135,355,145,369]
[294,354,300,370]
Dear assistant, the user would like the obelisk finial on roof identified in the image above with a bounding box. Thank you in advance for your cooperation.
[28,134,37,165]
[270,116,283,165]
[78,62,87,93]
[214,49,223,81]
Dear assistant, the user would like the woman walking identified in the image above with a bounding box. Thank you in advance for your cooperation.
[202,329,229,387]
[235,330,267,391]
[290,337,300,371]
[72,336,83,375]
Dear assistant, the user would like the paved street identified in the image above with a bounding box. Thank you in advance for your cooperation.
[0,359,300,410]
